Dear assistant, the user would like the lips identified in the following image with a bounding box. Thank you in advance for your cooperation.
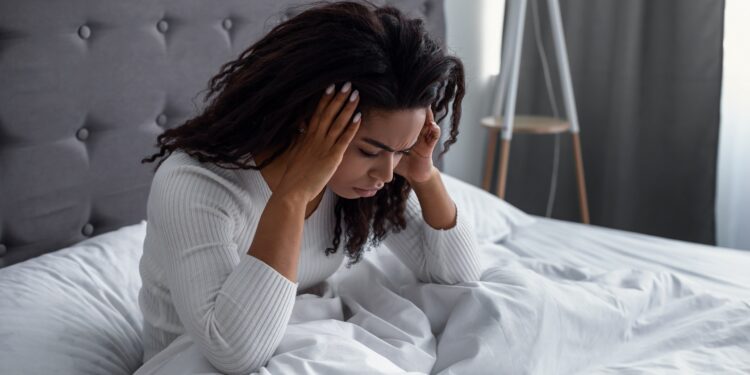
[353,187,379,196]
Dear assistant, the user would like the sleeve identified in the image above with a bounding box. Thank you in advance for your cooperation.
[382,186,483,285]
[148,164,298,375]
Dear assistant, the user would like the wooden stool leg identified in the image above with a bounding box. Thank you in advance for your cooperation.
[572,133,590,224]
[495,138,511,199]
[482,129,499,192]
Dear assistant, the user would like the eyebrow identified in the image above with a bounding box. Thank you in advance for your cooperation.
[362,137,418,153]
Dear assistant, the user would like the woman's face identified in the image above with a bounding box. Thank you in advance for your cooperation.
[328,108,427,199]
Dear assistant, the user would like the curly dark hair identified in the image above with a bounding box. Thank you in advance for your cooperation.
[142,0,466,268]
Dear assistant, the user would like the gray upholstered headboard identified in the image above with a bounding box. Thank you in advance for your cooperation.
[0,0,446,268]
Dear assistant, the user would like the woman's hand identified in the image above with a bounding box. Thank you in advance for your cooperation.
[276,82,361,202]
[394,106,440,184]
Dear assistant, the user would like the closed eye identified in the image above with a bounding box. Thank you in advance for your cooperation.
[359,149,377,158]
[361,137,417,155]
[359,149,411,158]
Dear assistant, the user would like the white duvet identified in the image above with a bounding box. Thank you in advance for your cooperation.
[138,232,750,374]
[1,178,749,374]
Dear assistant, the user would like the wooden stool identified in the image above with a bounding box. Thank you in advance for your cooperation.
[481,115,590,224]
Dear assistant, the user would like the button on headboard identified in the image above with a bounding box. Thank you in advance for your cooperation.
[0,0,446,268]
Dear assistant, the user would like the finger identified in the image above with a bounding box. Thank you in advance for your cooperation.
[308,83,336,132]
[418,119,432,139]
[426,105,435,124]
[327,89,359,139]
[318,81,353,137]
[332,112,361,155]
[427,122,441,144]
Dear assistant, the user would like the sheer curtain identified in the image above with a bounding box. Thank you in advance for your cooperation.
[716,0,750,250]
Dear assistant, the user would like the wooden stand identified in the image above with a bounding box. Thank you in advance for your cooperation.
[481,116,589,224]
[485,0,590,224]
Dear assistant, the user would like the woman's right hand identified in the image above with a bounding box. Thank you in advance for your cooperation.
[276,81,361,203]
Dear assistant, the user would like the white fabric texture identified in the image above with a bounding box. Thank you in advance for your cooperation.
[136,217,750,375]
[439,170,536,243]
[0,222,147,375]
[504,216,750,301]
[2,170,749,374]
[137,150,484,374]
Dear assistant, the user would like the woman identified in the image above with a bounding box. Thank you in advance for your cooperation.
[136,1,482,374]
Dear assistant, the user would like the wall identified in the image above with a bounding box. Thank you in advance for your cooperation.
[442,0,503,186]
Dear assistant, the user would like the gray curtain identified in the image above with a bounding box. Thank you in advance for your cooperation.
[495,0,724,244]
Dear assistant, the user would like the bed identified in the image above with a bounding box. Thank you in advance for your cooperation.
[1,0,749,374]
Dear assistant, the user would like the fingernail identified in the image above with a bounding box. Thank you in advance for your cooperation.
[325,84,335,95]
[352,112,361,123]
[349,90,359,102]
[341,81,352,93]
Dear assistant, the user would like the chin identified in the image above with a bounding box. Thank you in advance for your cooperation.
[330,185,375,200]
[329,186,357,200]
[335,192,358,200]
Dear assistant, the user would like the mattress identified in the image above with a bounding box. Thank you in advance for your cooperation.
[1,197,749,374]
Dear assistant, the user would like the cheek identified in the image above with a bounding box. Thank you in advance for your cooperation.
[330,147,365,183]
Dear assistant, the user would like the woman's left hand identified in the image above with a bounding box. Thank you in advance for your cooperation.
[394,106,441,184]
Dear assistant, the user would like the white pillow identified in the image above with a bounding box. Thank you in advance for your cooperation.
[0,221,147,375]
[440,172,535,243]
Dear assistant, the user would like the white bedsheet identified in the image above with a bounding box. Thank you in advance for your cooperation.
[504,217,750,301]
[137,218,750,374]
[3,216,750,374]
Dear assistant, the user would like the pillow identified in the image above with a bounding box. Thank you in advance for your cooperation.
[0,221,147,375]
[440,172,535,243]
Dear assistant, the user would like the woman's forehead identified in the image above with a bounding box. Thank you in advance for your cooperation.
[360,108,425,145]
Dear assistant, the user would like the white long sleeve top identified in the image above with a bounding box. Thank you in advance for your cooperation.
[137,149,482,374]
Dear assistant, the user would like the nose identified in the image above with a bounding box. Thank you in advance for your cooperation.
[369,153,395,186]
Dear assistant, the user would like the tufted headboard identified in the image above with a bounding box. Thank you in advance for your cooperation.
[0,0,446,268]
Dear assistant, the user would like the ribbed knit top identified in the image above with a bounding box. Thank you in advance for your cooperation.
[137,149,482,375]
